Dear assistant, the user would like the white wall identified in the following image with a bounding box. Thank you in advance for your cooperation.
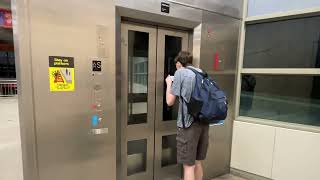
[0,98,23,180]
[231,121,275,178]
[272,128,320,180]
[231,121,320,180]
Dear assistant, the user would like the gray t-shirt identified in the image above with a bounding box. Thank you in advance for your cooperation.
[171,66,201,128]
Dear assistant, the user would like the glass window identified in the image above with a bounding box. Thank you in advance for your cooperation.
[128,31,149,125]
[240,74,320,126]
[163,35,182,121]
[0,27,15,78]
[127,139,147,176]
[244,16,320,68]
[161,134,177,167]
[247,0,320,17]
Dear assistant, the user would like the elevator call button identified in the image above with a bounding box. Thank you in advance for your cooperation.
[92,115,99,127]
[91,103,102,111]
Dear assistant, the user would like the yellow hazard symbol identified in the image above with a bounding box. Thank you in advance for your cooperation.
[49,56,75,92]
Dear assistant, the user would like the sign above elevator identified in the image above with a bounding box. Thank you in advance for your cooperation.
[161,2,170,14]
[49,56,75,92]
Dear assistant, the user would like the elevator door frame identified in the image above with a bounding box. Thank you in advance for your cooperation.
[121,22,190,180]
[121,23,157,180]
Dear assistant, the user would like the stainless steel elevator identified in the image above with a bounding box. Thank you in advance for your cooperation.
[14,1,243,180]
[120,22,189,180]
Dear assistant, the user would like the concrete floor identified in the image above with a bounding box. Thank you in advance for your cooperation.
[0,97,23,180]
[213,174,247,180]
[0,98,247,180]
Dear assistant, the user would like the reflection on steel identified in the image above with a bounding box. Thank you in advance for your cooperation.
[167,0,243,19]
[0,80,17,97]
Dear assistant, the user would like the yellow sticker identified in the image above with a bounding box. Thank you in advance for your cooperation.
[49,56,75,92]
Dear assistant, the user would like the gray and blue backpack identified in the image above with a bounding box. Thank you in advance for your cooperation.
[184,67,228,125]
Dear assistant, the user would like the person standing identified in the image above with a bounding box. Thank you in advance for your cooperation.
[165,51,209,180]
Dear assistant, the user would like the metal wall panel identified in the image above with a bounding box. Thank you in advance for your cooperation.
[199,11,241,178]
[200,12,240,73]
[12,0,38,179]
[16,0,117,180]
[192,24,202,68]
[168,0,244,19]
[116,0,202,28]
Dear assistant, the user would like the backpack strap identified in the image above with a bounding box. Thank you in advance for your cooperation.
[180,67,204,128]
[186,67,207,77]
[180,96,186,129]
[187,67,220,89]
[179,73,187,129]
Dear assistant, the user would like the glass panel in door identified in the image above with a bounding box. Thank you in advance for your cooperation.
[128,31,149,125]
[163,35,182,121]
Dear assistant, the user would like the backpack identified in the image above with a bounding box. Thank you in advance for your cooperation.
[184,67,228,125]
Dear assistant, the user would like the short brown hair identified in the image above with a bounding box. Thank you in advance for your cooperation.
[174,51,193,67]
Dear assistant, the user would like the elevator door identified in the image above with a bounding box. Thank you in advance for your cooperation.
[121,22,189,180]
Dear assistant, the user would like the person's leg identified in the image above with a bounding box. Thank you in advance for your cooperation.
[183,164,195,180]
[195,123,209,180]
[194,160,203,180]
[177,123,201,180]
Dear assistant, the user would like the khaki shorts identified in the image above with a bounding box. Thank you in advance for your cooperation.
[176,121,209,166]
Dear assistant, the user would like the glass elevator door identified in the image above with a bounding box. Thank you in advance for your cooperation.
[121,22,189,180]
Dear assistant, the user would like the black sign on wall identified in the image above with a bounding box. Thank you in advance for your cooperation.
[161,2,170,14]
[92,60,102,72]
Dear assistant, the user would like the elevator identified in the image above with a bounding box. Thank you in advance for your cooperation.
[120,22,189,180]
[13,0,242,180]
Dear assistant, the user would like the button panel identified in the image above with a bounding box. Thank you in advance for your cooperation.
[89,57,108,135]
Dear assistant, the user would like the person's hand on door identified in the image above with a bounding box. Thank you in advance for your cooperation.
[165,75,173,87]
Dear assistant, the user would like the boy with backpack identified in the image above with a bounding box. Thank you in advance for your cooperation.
[165,51,227,180]
[165,51,208,180]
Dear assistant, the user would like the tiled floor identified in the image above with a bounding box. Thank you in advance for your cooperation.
[213,174,247,180]
[0,98,23,180]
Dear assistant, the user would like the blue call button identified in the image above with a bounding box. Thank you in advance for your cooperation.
[91,115,99,127]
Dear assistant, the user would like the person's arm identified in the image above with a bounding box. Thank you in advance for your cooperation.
[166,70,182,106]
[165,76,176,106]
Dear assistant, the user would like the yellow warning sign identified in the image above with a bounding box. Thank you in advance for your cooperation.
[49,56,75,92]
